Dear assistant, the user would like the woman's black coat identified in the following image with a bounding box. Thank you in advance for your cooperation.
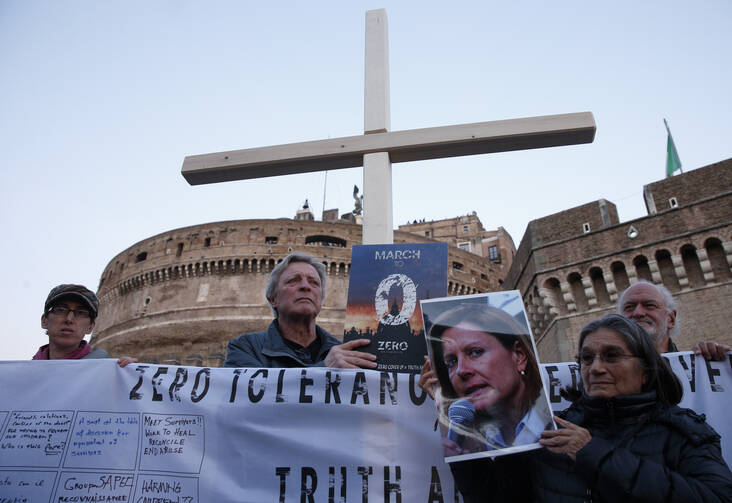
[451,392,732,502]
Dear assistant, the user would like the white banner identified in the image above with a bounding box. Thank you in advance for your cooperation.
[0,352,729,503]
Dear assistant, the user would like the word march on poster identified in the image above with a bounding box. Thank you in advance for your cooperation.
[343,243,448,372]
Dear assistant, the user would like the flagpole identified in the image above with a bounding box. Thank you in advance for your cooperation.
[664,118,684,175]
[322,170,328,219]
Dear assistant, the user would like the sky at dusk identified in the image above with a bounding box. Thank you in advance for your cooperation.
[2,1,731,360]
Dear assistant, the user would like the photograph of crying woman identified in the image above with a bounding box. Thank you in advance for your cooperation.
[420,291,555,461]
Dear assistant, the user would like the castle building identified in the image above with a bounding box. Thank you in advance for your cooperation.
[91,209,514,366]
[398,212,515,269]
[505,158,732,362]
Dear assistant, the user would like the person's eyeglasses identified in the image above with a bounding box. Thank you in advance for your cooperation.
[576,351,637,366]
[48,306,92,319]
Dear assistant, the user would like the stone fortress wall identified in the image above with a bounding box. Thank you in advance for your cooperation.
[92,212,514,366]
[505,158,732,362]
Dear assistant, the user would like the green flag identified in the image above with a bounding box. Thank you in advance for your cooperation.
[664,119,682,177]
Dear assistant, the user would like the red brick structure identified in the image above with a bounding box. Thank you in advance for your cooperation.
[505,158,732,362]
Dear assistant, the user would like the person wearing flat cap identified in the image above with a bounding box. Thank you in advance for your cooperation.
[33,284,137,366]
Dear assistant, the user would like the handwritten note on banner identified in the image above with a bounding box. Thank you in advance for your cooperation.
[0,352,729,502]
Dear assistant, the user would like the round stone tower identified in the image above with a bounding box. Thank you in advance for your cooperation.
[91,211,509,366]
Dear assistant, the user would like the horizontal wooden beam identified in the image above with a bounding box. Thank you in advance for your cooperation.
[181,111,595,185]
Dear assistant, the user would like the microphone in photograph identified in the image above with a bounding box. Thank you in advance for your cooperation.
[447,398,475,447]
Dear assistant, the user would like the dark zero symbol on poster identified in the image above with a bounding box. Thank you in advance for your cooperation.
[375,274,416,325]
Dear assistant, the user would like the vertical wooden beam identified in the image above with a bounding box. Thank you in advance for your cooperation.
[363,8,393,244]
[364,9,390,134]
[363,152,393,244]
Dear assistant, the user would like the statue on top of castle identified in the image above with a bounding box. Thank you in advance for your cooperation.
[352,185,363,216]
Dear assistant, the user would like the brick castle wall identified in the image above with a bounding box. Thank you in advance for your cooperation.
[506,158,732,362]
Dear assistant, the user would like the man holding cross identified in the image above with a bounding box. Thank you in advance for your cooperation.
[224,252,377,369]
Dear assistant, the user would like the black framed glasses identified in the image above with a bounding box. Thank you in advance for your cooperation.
[48,306,92,319]
[576,350,637,367]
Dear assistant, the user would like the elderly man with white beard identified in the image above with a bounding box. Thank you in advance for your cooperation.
[617,280,730,361]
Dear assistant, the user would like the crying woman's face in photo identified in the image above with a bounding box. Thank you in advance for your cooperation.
[441,322,528,414]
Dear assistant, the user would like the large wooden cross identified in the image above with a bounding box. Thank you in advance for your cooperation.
[182,9,595,244]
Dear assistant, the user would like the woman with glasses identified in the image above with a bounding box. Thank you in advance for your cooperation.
[449,313,732,502]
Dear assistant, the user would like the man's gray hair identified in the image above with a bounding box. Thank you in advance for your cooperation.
[617,279,680,339]
[265,252,327,318]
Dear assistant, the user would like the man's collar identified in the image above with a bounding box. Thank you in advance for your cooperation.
[666,338,679,352]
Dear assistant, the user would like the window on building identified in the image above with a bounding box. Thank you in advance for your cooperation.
[176,243,184,257]
[633,255,653,282]
[681,244,705,288]
[463,225,469,232]
[452,261,463,270]
[669,197,679,208]
[705,237,731,281]
[568,272,589,311]
[589,267,611,306]
[611,261,630,293]
[135,252,147,263]
[488,245,499,262]
[656,249,680,292]
[543,277,567,315]
[305,235,347,247]
[458,241,470,252]
[204,237,211,247]
[424,231,430,237]
[582,222,591,233]
[265,236,278,244]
